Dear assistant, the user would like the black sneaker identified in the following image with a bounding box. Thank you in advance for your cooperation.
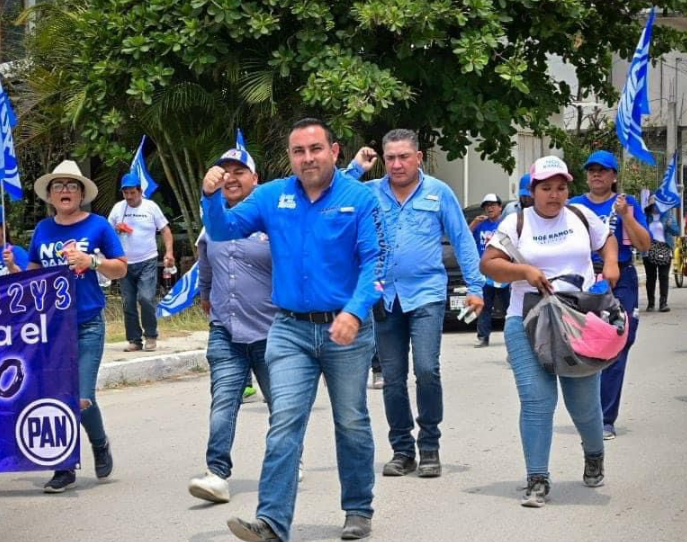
[227,517,281,541]
[521,475,550,508]
[418,450,441,478]
[382,453,417,476]
[93,439,113,479]
[43,470,76,493]
[583,454,605,487]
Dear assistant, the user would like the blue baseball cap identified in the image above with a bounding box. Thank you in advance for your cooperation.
[518,173,531,197]
[583,150,619,172]
[215,148,256,173]
[121,172,141,189]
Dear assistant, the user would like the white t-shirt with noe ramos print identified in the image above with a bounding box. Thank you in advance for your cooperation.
[487,205,610,318]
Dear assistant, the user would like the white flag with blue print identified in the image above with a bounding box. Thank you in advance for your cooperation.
[654,151,680,214]
[616,8,656,165]
[130,135,159,198]
[0,81,22,201]
[157,262,200,317]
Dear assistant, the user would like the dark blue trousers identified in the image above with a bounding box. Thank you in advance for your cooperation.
[600,264,639,426]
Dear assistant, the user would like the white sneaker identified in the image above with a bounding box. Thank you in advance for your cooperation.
[188,471,230,503]
[298,459,304,483]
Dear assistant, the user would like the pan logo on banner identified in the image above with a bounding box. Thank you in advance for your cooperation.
[0,266,79,473]
[15,399,79,466]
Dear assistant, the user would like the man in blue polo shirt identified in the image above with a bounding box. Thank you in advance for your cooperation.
[349,129,484,479]
[201,118,385,542]
[569,150,650,441]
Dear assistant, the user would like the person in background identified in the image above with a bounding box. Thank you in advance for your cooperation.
[642,196,679,312]
[502,173,534,218]
[0,205,29,275]
[108,173,174,352]
[189,146,279,504]
[349,130,484,479]
[25,160,127,493]
[469,193,510,348]
[569,150,650,441]
[481,155,618,508]
[369,350,384,389]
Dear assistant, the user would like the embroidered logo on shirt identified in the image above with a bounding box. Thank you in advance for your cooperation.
[278,194,296,209]
[339,206,355,213]
[425,194,439,201]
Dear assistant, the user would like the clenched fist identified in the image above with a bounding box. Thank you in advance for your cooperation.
[203,166,228,196]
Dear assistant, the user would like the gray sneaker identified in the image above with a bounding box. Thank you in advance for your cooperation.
[583,454,605,487]
[521,475,550,508]
[227,517,280,541]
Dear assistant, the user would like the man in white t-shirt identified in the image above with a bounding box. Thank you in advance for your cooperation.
[108,173,174,352]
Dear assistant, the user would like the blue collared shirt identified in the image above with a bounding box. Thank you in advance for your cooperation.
[198,230,277,344]
[349,167,484,312]
[201,169,386,322]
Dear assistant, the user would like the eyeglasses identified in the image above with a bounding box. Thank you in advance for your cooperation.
[50,181,82,193]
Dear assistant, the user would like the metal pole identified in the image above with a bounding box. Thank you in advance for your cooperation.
[462,150,469,206]
[1,180,7,252]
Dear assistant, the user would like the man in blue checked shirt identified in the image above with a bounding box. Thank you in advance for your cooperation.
[349,129,484,479]
[202,118,385,542]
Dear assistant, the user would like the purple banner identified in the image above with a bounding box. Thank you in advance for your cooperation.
[0,266,80,472]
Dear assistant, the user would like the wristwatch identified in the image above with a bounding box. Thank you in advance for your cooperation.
[90,251,104,270]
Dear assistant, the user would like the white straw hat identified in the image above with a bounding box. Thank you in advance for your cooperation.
[34,160,98,205]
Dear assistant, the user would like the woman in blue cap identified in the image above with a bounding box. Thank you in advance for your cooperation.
[568,150,650,441]
[0,205,30,275]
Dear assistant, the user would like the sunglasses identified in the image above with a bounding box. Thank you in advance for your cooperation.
[50,181,82,193]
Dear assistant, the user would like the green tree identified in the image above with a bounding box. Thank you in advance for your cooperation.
[14,0,687,244]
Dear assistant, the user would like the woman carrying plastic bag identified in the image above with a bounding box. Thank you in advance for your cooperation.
[480,156,620,508]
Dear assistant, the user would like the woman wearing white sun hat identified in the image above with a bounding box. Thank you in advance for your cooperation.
[23,160,127,493]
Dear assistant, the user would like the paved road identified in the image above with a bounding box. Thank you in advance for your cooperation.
[2,287,686,542]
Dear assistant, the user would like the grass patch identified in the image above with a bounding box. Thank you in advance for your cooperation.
[104,296,209,342]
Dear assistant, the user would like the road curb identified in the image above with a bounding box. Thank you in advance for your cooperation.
[97,350,208,389]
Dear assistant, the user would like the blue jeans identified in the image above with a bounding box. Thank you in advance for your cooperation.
[504,317,604,477]
[120,257,158,344]
[601,264,639,427]
[205,325,271,479]
[257,312,375,542]
[477,284,510,341]
[79,313,107,447]
[375,298,445,457]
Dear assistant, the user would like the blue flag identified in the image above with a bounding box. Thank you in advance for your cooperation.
[236,128,246,151]
[129,135,159,198]
[156,262,200,317]
[616,8,656,165]
[0,81,22,201]
[654,151,680,214]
